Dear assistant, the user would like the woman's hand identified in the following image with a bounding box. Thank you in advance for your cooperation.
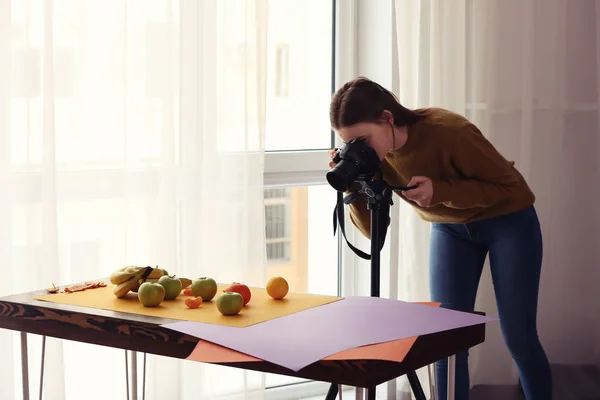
[328,148,339,168]
[401,176,433,207]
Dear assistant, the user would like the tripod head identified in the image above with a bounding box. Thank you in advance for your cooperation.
[343,179,394,207]
[333,172,416,261]
[340,178,394,255]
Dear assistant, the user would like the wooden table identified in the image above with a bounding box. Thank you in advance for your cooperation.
[0,285,486,400]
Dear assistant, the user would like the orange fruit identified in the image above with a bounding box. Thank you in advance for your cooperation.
[266,276,289,300]
[183,288,194,296]
[185,297,203,309]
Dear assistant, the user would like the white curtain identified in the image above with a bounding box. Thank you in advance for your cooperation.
[0,1,268,399]
[390,0,600,396]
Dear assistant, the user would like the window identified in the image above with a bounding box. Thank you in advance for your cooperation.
[264,0,334,152]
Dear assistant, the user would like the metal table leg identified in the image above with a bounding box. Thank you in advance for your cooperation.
[355,387,364,400]
[447,355,456,400]
[142,353,147,400]
[20,332,30,400]
[427,364,435,400]
[433,362,438,400]
[39,336,46,400]
[125,351,147,400]
[125,351,130,400]
[131,351,138,400]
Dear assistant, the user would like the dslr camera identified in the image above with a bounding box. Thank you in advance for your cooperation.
[326,138,381,192]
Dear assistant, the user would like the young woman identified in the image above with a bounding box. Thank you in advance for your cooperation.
[328,77,552,400]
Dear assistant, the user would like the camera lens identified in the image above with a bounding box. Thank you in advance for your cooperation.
[326,159,360,192]
[326,138,381,192]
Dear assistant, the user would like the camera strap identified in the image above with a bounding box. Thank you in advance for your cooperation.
[332,191,387,260]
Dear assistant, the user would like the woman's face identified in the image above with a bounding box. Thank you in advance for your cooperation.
[336,120,393,161]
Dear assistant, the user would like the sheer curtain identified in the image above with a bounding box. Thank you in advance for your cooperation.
[0,1,268,399]
[390,0,600,396]
[476,0,600,384]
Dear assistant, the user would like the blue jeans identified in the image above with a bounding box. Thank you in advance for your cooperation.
[429,205,552,400]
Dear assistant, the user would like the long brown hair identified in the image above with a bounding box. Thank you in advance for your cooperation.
[329,76,424,129]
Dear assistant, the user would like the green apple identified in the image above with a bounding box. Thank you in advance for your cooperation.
[157,275,183,300]
[216,292,244,316]
[191,277,218,301]
[137,282,166,307]
[160,268,169,276]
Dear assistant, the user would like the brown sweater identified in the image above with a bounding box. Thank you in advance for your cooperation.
[348,108,535,238]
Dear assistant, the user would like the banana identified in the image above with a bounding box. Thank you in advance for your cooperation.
[113,266,154,298]
[110,270,137,285]
[125,266,145,274]
[110,266,163,284]
[110,266,146,284]
[110,265,170,288]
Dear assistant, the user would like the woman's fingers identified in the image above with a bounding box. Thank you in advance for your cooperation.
[328,148,339,168]
[407,176,430,187]
[401,177,433,207]
[402,187,423,200]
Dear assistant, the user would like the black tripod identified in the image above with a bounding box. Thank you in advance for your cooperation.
[326,177,426,400]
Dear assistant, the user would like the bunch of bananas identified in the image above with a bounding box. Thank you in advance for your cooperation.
[110,266,163,298]
[110,266,192,298]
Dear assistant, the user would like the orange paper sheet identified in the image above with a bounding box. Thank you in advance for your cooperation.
[186,302,441,364]
[35,284,342,328]
[187,336,419,364]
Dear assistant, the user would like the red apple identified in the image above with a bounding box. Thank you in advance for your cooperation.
[223,282,251,305]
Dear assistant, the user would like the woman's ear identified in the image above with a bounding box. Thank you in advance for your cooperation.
[380,110,394,124]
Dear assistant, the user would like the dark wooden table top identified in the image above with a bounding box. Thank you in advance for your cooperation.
[0,284,486,388]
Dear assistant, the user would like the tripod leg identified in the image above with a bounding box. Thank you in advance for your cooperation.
[407,371,427,400]
[366,386,376,400]
[324,383,338,400]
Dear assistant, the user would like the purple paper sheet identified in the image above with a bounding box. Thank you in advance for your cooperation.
[162,296,495,372]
